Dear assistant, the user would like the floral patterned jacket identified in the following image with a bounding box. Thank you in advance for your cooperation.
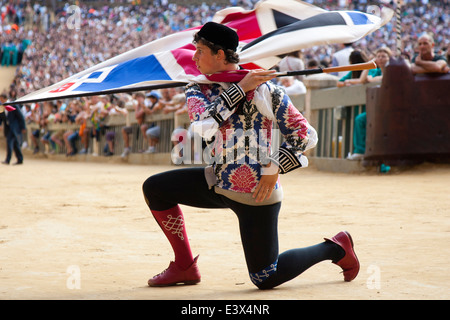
[185,80,315,194]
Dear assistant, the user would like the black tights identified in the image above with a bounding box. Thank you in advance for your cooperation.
[142,167,343,289]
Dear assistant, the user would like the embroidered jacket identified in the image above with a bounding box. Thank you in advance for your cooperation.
[185,81,315,194]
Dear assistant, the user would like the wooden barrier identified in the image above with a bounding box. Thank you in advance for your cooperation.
[303,75,378,172]
[365,58,450,166]
[26,111,190,159]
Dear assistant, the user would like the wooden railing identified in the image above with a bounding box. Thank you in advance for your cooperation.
[26,111,190,157]
[305,80,378,159]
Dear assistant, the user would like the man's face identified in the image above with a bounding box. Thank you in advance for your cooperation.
[375,51,390,68]
[417,36,434,57]
[135,95,144,103]
[192,42,222,75]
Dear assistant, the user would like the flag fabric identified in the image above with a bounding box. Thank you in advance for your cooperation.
[240,8,395,63]
[0,105,15,112]
[10,0,393,105]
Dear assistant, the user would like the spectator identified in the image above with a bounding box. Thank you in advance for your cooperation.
[27,103,41,154]
[410,33,449,74]
[337,49,369,87]
[159,88,176,106]
[161,88,186,114]
[360,47,392,84]
[121,92,145,157]
[0,94,26,165]
[49,101,69,153]
[40,101,57,154]
[279,76,307,96]
[86,95,107,155]
[331,43,354,78]
[103,98,128,156]
[63,100,84,156]
[143,90,164,154]
[306,59,320,70]
[277,51,306,81]
[346,46,392,161]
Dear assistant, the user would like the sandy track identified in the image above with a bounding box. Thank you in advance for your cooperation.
[0,151,449,300]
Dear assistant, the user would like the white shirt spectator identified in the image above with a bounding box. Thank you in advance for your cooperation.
[278,52,305,81]
[279,76,306,96]
[331,44,354,78]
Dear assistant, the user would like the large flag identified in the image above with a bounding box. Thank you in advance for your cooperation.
[9,0,393,105]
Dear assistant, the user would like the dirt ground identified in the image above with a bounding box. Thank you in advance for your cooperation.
[0,66,16,93]
[0,148,449,301]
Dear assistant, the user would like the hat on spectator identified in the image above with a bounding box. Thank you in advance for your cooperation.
[147,90,161,99]
[196,22,239,52]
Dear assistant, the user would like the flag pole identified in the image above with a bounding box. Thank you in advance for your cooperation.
[274,61,377,77]
[395,0,404,57]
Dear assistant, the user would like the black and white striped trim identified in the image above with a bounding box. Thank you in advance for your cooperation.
[269,146,302,174]
[220,83,245,110]
[212,112,224,125]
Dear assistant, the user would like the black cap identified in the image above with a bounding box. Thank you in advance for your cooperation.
[196,22,239,52]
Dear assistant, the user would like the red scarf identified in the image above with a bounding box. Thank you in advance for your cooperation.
[205,69,250,83]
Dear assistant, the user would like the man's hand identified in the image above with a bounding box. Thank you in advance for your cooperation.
[253,163,279,203]
[238,69,277,93]
[412,54,449,74]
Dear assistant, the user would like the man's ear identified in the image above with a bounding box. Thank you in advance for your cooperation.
[216,49,226,61]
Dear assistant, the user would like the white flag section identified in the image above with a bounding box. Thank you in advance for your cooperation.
[10,0,393,105]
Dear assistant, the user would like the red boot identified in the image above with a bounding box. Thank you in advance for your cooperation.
[148,255,201,287]
[325,231,360,282]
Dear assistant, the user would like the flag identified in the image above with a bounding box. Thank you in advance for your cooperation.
[240,8,395,63]
[9,0,393,105]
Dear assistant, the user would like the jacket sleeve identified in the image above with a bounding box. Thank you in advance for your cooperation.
[269,84,317,174]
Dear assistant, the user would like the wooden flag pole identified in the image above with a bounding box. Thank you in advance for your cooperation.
[274,61,377,77]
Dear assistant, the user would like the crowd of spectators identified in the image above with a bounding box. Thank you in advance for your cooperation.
[0,0,448,158]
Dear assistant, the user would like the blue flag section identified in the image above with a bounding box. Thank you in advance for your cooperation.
[74,55,172,92]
